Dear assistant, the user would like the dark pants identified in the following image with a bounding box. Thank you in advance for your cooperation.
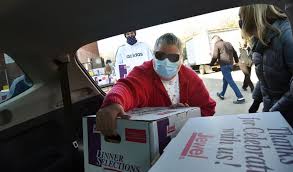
[220,65,243,98]
[239,63,254,91]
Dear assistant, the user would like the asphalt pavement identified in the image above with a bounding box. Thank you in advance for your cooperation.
[198,66,263,116]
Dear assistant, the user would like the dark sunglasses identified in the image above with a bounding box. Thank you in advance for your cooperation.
[155,51,180,62]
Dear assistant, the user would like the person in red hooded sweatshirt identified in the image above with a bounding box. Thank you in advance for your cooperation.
[96,33,216,136]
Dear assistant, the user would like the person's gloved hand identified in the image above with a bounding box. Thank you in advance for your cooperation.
[248,100,262,113]
[96,103,129,136]
[269,102,280,112]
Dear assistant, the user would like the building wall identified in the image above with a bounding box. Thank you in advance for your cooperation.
[76,42,105,70]
[77,42,100,64]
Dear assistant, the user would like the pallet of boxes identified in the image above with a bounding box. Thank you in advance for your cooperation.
[149,112,293,172]
[83,107,201,172]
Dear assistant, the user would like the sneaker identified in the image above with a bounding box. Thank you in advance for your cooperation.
[233,97,245,104]
[242,86,247,91]
[217,92,224,100]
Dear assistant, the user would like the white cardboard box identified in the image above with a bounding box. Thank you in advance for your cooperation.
[149,112,293,172]
[83,107,201,172]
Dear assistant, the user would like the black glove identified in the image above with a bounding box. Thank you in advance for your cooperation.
[249,100,262,113]
[269,102,281,112]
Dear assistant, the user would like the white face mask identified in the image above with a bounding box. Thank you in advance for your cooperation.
[153,58,180,80]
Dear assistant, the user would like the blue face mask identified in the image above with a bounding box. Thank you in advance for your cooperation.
[126,36,137,45]
[154,58,180,80]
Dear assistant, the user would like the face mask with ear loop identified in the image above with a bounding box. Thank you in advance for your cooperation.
[153,58,181,80]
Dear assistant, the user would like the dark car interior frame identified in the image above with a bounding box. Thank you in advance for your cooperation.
[0,0,292,172]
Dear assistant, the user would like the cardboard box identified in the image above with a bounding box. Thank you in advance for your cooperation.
[83,107,201,172]
[149,112,293,172]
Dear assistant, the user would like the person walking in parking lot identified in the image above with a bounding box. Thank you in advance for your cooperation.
[114,31,153,79]
[96,33,216,136]
[210,35,245,104]
[239,4,293,126]
[239,40,254,92]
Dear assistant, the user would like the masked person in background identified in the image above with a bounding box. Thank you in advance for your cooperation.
[96,33,216,136]
[114,31,153,79]
[239,4,293,126]
[104,60,113,75]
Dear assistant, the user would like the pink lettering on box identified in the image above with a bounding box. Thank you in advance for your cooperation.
[167,125,176,134]
[180,132,214,159]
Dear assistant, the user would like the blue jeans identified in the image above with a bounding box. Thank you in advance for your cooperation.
[220,65,243,98]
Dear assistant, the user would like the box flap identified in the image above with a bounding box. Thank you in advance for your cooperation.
[126,107,200,121]
[84,107,200,122]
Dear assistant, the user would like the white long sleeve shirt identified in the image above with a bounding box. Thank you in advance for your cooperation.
[114,42,153,79]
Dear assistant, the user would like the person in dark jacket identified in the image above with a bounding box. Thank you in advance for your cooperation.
[290,79,293,96]
[239,41,254,92]
[239,4,293,126]
[210,35,245,104]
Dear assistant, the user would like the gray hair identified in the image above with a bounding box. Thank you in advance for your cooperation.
[154,33,182,53]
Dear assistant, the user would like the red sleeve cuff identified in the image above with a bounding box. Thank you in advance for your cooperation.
[101,93,125,109]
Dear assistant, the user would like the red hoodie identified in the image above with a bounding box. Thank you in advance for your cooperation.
[102,60,216,116]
